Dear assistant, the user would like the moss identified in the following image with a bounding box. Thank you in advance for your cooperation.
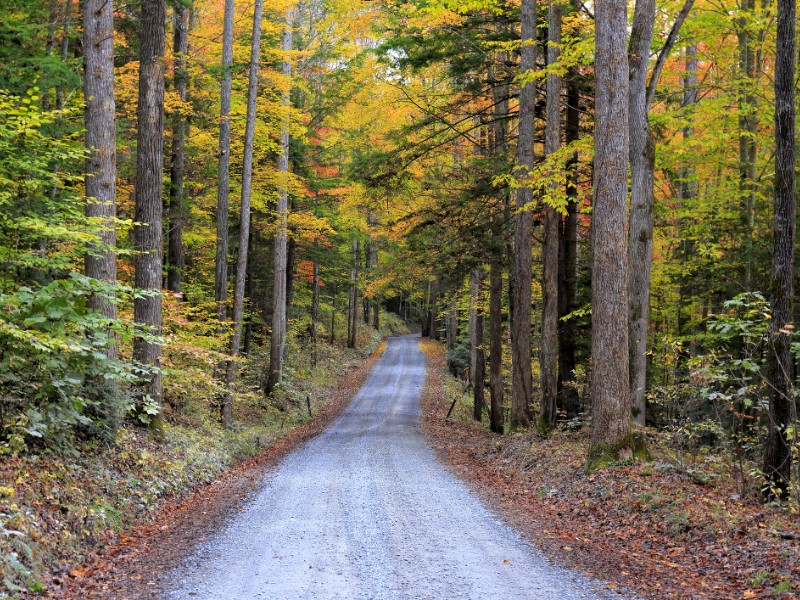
[587,430,650,472]
[535,416,554,437]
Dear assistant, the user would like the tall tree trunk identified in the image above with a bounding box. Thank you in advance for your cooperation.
[763,0,795,498]
[428,280,440,341]
[311,257,319,368]
[167,2,190,294]
[347,239,359,349]
[330,287,336,344]
[56,0,73,110]
[469,269,480,389]
[447,295,458,354]
[589,0,631,463]
[539,0,562,431]
[222,0,265,423]
[133,0,167,420]
[627,0,656,426]
[84,0,118,356]
[472,269,486,421]
[214,0,235,322]
[558,72,580,418]
[489,237,504,434]
[266,9,294,395]
[738,0,757,290]
[510,0,536,431]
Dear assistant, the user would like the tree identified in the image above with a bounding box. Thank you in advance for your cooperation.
[510,0,536,431]
[539,0,562,432]
[589,0,631,464]
[133,0,167,418]
[83,0,117,345]
[222,0,266,424]
[167,1,191,294]
[214,0,235,322]
[762,0,795,498]
[266,7,295,396]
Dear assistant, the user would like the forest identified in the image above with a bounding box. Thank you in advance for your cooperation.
[0,0,798,596]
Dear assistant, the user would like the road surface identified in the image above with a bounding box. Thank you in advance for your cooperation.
[167,335,613,600]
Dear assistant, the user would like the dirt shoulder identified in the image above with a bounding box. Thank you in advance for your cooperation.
[418,339,799,600]
[43,340,386,600]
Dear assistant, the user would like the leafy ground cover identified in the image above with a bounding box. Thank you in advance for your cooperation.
[419,339,800,600]
[1,315,401,599]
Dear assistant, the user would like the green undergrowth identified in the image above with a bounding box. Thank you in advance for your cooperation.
[0,310,409,598]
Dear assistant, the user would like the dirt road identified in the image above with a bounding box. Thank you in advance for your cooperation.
[167,336,613,599]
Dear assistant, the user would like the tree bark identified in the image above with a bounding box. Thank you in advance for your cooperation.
[737,0,758,290]
[84,0,118,355]
[167,2,190,294]
[589,0,631,461]
[347,238,360,349]
[489,239,504,434]
[510,0,536,431]
[447,295,458,354]
[627,0,656,426]
[56,0,73,110]
[469,269,480,389]
[311,257,319,368]
[266,8,294,395]
[557,72,580,418]
[222,0,265,423]
[472,269,486,422]
[214,0,235,322]
[763,0,795,498]
[133,0,167,416]
[539,0,562,431]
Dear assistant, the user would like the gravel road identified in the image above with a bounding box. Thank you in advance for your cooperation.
[167,335,614,600]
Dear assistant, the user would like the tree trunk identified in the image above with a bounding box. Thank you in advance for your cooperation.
[737,0,758,291]
[214,0,235,322]
[84,0,118,356]
[489,240,504,434]
[473,269,486,422]
[763,0,795,498]
[539,0,562,432]
[558,73,580,418]
[56,0,73,110]
[510,0,536,431]
[266,8,294,395]
[347,238,359,349]
[447,295,458,354]
[133,0,167,418]
[428,280,440,341]
[311,257,319,367]
[589,0,631,463]
[222,0,265,423]
[167,3,190,294]
[627,0,656,427]
[469,269,480,388]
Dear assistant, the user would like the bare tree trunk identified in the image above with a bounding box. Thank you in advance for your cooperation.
[330,287,336,344]
[763,0,795,498]
[133,0,167,420]
[428,280,440,341]
[469,269,480,388]
[472,269,486,422]
[214,0,235,322]
[489,240,504,434]
[266,8,294,395]
[558,72,580,418]
[84,0,117,355]
[447,295,458,354]
[738,0,757,290]
[347,239,359,349]
[539,0,562,431]
[311,257,319,367]
[222,0,265,423]
[167,2,190,294]
[56,0,73,110]
[627,0,656,427]
[510,0,536,431]
[589,0,631,463]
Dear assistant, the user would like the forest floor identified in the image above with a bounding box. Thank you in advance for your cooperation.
[419,340,800,600]
[2,327,391,600]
